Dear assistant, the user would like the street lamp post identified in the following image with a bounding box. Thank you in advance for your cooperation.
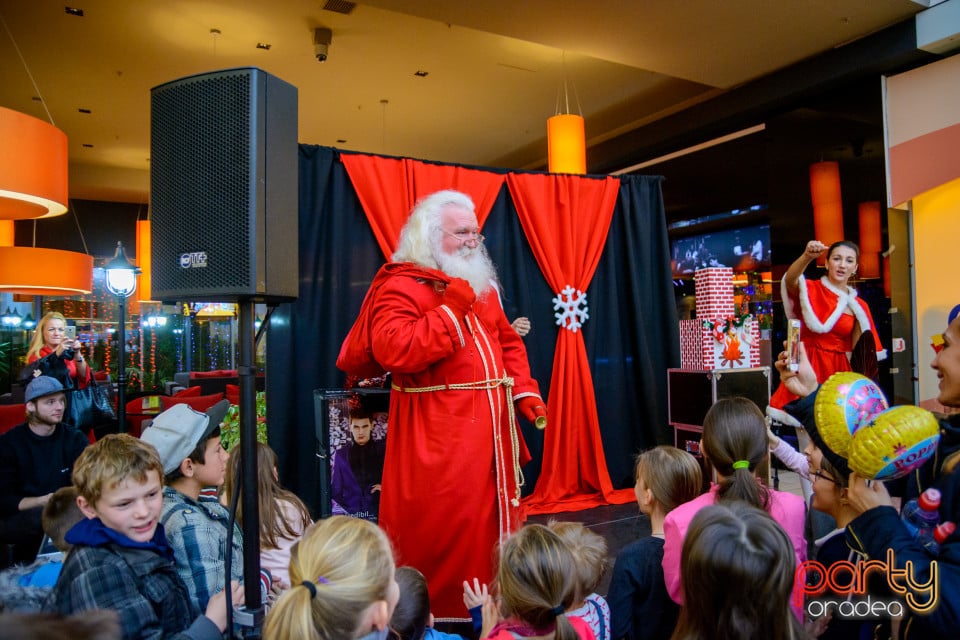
[104,242,140,433]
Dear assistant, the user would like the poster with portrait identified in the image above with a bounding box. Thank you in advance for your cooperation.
[318,388,390,522]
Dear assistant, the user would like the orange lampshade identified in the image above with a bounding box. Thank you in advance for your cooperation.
[809,161,845,266]
[0,246,93,295]
[136,219,153,301]
[0,107,69,220]
[547,114,586,174]
[858,201,882,279]
[0,221,14,247]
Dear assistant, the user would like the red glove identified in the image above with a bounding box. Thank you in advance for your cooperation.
[443,278,476,317]
[517,396,547,428]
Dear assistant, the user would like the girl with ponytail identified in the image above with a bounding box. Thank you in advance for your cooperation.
[474,524,594,639]
[263,516,399,640]
[660,397,807,617]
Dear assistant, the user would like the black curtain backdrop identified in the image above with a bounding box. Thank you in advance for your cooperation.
[267,145,679,514]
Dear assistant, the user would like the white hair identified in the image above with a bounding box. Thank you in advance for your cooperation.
[392,190,476,267]
[392,190,499,296]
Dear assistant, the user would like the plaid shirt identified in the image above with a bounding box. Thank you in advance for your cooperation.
[161,487,244,613]
[45,543,220,640]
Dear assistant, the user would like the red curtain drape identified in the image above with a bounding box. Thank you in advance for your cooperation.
[341,153,505,259]
[506,173,635,514]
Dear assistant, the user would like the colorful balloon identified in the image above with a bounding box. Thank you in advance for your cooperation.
[848,406,940,480]
[813,372,889,456]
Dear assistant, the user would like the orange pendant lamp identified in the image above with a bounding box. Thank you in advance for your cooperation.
[857,201,882,279]
[136,219,153,301]
[0,107,93,295]
[0,107,68,220]
[809,162,845,266]
[547,114,586,174]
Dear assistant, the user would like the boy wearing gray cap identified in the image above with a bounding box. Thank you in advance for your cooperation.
[140,400,244,613]
[0,376,88,564]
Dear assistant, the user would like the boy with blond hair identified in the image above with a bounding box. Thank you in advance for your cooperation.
[45,433,242,640]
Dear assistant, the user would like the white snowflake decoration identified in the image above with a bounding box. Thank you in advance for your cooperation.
[553,285,589,333]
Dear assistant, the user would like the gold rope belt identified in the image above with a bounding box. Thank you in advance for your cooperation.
[391,375,524,508]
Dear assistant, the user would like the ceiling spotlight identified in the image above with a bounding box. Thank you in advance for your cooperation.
[314,27,332,62]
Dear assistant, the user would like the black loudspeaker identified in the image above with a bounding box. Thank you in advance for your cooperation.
[150,67,298,302]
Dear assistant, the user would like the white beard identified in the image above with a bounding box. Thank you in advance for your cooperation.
[435,245,497,297]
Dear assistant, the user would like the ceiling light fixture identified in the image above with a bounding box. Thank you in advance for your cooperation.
[136,218,153,301]
[809,161,845,266]
[857,201,882,279]
[0,107,68,219]
[0,31,94,296]
[547,53,585,174]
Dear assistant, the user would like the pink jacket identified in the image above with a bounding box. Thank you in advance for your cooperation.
[661,484,806,617]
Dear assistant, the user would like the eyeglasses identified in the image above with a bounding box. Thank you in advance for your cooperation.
[811,469,841,486]
[442,229,485,244]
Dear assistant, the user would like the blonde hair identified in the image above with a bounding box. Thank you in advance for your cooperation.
[496,524,580,640]
[27,312,67,360]
[223,442,312,549]
[263,516,395,640]
[547,521,607,600]
[634,446,703,513]
[72,434,164,507]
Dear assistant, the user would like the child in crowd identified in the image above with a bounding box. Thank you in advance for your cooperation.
[775,343,891,640]
[547,521,610,640]
[45,433,243,639]
[21,486,84,587]
[390,566,465,640]
[670,502,804,640]
[139,400,244,613]
[607,446,701,640]
[474,524,594,640]
[0,486,85,611]
[263,516,399,640]
[662,398,806,618]
[222,442,313,589]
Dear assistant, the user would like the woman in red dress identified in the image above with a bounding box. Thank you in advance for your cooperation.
[767,240,885,428]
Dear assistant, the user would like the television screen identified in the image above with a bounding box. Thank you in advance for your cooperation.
[671,223,771,277]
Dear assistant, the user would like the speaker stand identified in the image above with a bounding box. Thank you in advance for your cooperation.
[237,300,264,634]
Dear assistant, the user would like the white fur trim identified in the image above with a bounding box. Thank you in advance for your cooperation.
[797,277,852,334]
[512,391,542,402]
[766,405,803,428]
[781,276,797,320]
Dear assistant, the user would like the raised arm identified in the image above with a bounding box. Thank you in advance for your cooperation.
[783,240,827,296]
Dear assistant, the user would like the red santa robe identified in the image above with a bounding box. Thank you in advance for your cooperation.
[768,275,886,426]
[338,262,542,619]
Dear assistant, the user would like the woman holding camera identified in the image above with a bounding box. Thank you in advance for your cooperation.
[25,312,91,410]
